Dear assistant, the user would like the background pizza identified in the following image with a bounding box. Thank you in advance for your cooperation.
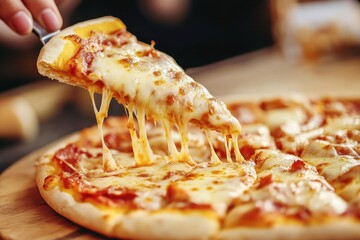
[35,95,360,239]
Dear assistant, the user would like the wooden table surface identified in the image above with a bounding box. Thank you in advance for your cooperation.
[0,145,103,240]
[190,48,360,98]
[1,47,359,239]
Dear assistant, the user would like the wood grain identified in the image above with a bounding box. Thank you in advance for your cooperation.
[0,147,103,240]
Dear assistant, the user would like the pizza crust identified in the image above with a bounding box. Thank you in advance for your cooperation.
[216,222,360,240]
[37,16,122,93]
[35,133,219,240]
[113,210,219,240]
[35,15,360,238]
[37,16,122,66]
[36,121,360,240]
[35,95,360,239]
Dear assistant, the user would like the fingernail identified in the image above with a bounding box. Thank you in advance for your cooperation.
[11,11,32,35]
[41,8,60,32]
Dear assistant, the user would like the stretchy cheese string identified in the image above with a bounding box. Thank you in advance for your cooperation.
[224,135,232,163]
[61,158,82,174]
[232,133,244,162]
[136,106,154,166]
[177,121,197,166]
[79,31,244,168]
[126,105,139,164]
[126,105,154,166]
[89,89,118,171]
[91,93,242,168]
[205,130,221,166]
[161,118,179,159]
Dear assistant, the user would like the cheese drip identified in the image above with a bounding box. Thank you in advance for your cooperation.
[161,119,179,159]
[161,119,201,165]
[89,89,244,168]
[177,121,197,165]
[45,18,245,167]
[89,89,118,171]
[232,134,244,162]
[205,130,221,166]
[225,136,232,163]
[126,105,154,166]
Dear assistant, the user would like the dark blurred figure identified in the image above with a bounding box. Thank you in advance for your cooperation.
[73,0,273,68]
[0,0,273,92]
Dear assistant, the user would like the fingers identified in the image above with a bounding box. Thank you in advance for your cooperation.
[23,0,62,32]
[0,0,62,35]
[0,0,33,35]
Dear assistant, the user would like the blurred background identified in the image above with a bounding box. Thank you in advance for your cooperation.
[1,0,360,171]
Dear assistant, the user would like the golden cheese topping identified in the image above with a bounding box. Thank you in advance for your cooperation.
[38,16,243,171]
[37,17,360,238]
[301,138,360,208]
[224,149,348,228]
[52,18,126,71]
[43,119,255,213]
[38,96,360,239]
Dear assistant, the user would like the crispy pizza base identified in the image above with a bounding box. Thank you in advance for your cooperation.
[35,15,360,240]
[35,134,219,240]
[37,17,121,93]
[35,120,360,240]
[37,16,244,170]
[218,223,360,240]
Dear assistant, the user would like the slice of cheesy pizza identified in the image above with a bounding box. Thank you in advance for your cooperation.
[37,16,243,171]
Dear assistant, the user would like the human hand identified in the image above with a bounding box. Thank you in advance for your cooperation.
[0,0,62,35]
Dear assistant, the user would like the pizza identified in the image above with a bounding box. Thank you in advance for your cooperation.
[35,17,360,239]
[36,16,243,171]
[35,95,360,239]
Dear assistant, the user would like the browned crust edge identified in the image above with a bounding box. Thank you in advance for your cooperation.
[35,134,219,240]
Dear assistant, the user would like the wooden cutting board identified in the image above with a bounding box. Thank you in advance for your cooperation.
[0,145,103,240]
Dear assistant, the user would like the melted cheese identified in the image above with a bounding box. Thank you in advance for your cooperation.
[301,140,360,181]
[43,17,243,171]
[125,105,154,166]
[301,140,360,205]
[52,18,126,71]
[40,91,360,235]
[74,134,255,212]
[276,128,324,155]
[225,149,348,228]
[87,38,242,166]
[160,119,179,159]
[264,107,306,130]
[89,88,117,171]
[324,115,360,132]
[205,130,221,166]
[170,162,256,216]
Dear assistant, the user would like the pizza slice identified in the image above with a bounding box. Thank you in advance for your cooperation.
[301,130,360,209]
[37,16,243,171]
[34,96,360,239]
[36,117,256,240]
[219,149,360,239]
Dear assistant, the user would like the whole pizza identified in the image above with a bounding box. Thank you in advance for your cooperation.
[35,17,360,239]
